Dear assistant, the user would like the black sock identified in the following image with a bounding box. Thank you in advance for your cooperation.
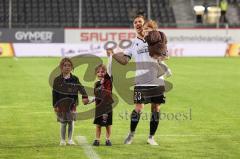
[150,112,160,136]
[130,110,141,132]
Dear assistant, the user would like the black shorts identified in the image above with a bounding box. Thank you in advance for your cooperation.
[134,86,165,104]
[93,112,112,126]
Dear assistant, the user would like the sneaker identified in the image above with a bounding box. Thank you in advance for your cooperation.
[105,140,112,146]
[68,140,76,145]
[92,140,100,146]
[60,140,66,146]
[124,132,134,145]
[147,137,159,146]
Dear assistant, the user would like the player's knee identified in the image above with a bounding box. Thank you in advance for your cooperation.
[135,104,144,113]
[151,104,161,112]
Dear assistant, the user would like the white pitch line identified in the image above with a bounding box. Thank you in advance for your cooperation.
[159,134,232,137]
[76,136,100,159]
[113,134,235,137]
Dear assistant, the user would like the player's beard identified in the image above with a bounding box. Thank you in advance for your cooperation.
[137,29,144,38]
[135,27,143,38]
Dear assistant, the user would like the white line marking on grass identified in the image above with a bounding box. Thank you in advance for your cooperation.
[158,134,232,137]
[114,134,235,137]
[76,136,100,159]
[14,57,19,61]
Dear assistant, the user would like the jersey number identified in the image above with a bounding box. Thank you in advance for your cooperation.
[134,91,142,101]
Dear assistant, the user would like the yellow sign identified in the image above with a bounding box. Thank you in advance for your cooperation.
[0,43,14,57]
[226,44,240,57]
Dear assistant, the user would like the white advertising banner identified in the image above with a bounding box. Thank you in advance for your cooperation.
[167,43,227,56]
[13,43,227,57]
[162,29,240,43]
[65,28,240,44]
[13,43,105,57]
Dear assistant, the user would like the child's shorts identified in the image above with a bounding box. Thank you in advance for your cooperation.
[94,112,112,126]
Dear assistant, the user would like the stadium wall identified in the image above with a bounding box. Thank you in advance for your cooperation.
[0,28,240,57]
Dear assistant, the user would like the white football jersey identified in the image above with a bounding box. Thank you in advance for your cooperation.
[124,37,165,86]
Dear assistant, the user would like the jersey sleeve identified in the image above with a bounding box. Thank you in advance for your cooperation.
[124,39,135,59]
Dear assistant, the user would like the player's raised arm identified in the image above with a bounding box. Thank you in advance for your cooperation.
[107,49,130,65]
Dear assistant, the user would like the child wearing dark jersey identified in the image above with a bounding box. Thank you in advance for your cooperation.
[92,55,113,146]
[52,58,89,146]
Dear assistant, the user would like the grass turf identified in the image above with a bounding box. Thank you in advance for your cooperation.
[0,57,240,159]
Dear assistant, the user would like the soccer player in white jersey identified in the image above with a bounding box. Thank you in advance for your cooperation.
[107,15,170,145]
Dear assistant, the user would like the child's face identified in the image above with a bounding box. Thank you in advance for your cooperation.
[61,61,72,75]
[143,25,154,37]
[96,68,106,80]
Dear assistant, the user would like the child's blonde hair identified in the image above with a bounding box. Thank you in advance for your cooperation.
[95,64,107,75]
[143,20,158,30]
[59,57,73,70]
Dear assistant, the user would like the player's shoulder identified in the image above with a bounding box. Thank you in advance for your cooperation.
[131,37,138,43]
[128,37,146,49]
[132,37,145,44]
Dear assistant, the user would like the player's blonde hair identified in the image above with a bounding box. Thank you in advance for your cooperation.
[143,20,158,30]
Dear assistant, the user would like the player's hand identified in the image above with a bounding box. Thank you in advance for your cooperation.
[54,107,59,112]
[82,98,89,105]
[106,49,114,57]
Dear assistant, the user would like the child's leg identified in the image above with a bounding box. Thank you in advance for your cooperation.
[96,125,101,140]
[68,121,74,141]
[60,122,67,141]
[105,125,112,146]
[158,61,172,77]
[106,125,112,140]
[158,61,169,72]
[93,125,101,146]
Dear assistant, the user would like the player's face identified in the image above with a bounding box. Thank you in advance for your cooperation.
[133,17,145,35]
[62,61,72,74]
[143,25,154,37]
[96,68,106,80]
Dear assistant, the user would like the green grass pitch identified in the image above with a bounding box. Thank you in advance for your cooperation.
[0,57,240,159]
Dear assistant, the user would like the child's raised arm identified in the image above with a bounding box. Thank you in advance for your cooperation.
[107,54,112,77]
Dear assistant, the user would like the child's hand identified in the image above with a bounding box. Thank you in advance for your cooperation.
[85,97,95,105]
[82,98,89,105]
[54,107,59,112]
[106,49,113,57]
